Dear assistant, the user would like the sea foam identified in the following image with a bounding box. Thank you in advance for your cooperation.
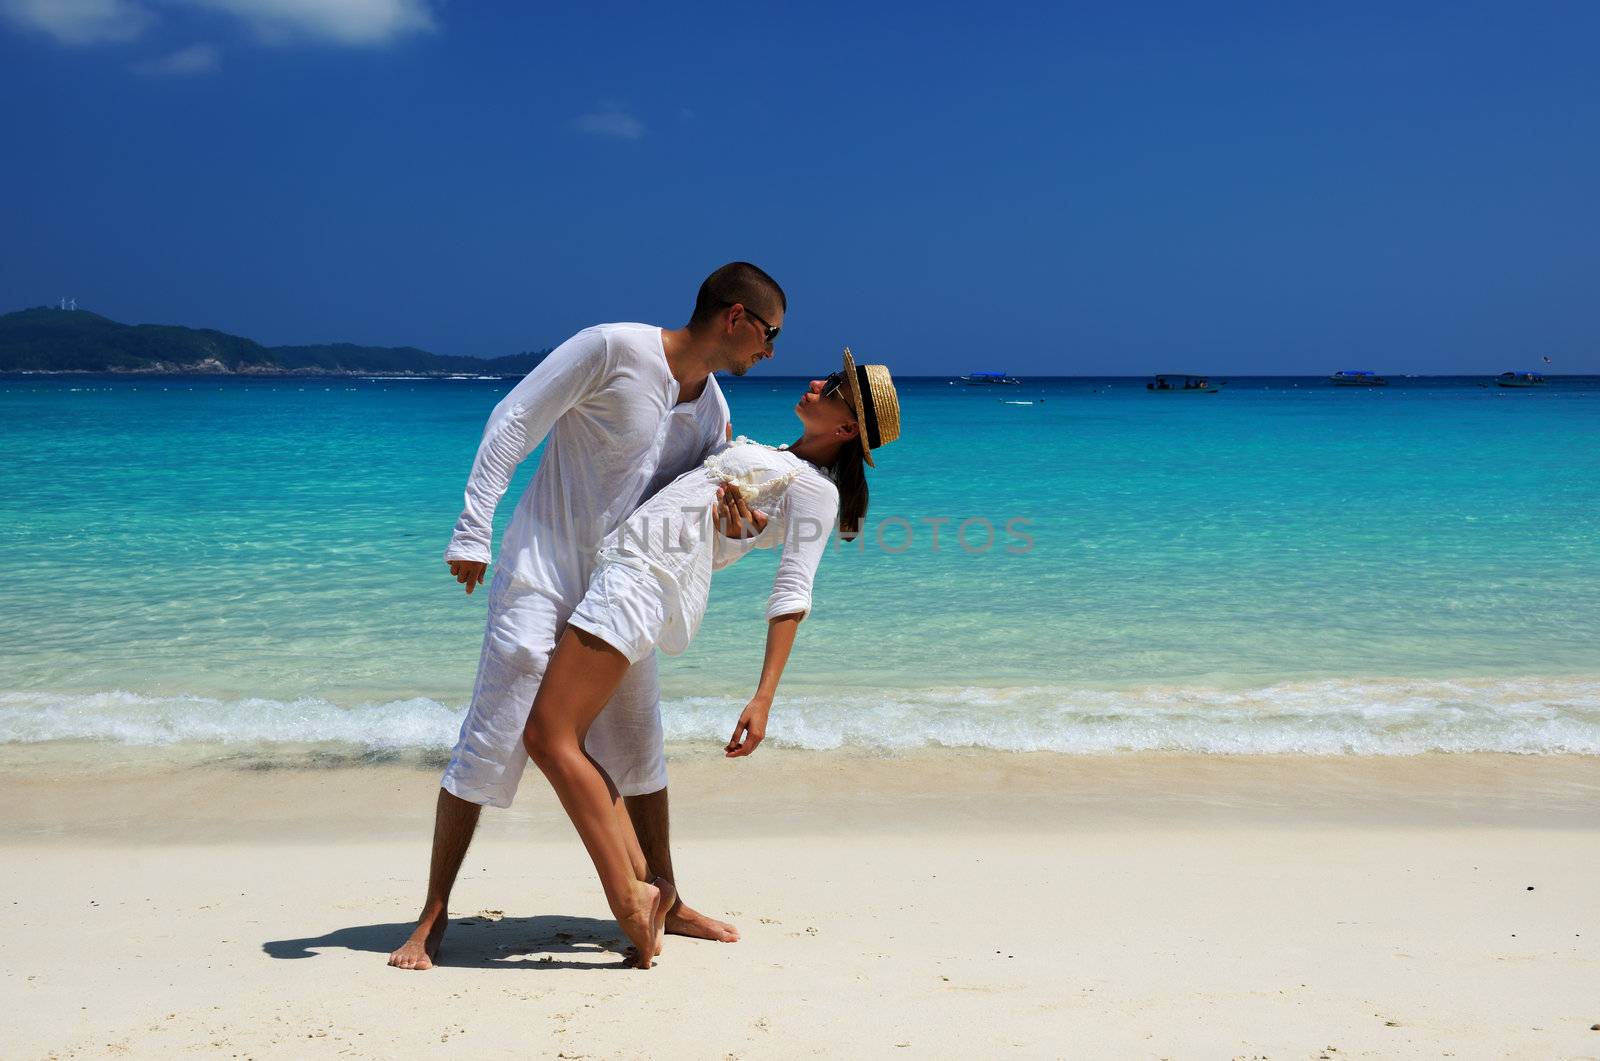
[3,677,1598,755]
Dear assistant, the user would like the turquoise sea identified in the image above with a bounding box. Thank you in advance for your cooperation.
[2,374,1597,755]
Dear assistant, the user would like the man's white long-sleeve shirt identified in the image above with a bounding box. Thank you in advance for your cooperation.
[445,323,730,606]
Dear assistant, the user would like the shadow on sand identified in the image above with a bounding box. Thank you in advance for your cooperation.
[263,914,628,971]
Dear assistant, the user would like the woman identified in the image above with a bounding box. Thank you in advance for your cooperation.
[522,349,901,967]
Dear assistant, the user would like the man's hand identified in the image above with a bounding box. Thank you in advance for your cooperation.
[447,559,488,595]
[715,481,769,540]
[725,695,772,758]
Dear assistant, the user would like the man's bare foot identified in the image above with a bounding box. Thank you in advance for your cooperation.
[666,901,740,943]
[614,879,664,970]
[387,914,446,971]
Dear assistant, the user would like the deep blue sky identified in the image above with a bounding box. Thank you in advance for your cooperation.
[3,1,1596,374]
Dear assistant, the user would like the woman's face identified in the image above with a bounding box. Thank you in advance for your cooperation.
[795,372,859,435]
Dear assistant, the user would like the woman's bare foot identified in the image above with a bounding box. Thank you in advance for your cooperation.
[387,913,446,971]
[650,875,676,957]
[614,879,663,969]
[666,901,740,943]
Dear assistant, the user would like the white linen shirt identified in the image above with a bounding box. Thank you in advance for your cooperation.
[445,323,730,605]
[595,438,841,655]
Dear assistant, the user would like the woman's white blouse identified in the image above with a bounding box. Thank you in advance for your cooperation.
[595,437,841,655]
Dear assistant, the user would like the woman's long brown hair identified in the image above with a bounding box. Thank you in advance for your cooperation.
[827,440,869,540]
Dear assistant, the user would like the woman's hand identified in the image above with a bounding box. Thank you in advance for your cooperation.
[725,694,773,757]
[715,482,769,539]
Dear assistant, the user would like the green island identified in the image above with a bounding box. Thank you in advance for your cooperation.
[0,307,548,376]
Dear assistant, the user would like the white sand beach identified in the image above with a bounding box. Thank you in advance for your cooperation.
[5,747,1598,1059]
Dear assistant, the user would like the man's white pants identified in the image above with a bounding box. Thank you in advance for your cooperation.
[441,575,667,809]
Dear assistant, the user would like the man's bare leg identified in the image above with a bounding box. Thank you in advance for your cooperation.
[613,796,649,882]
[387,788,482,970]
[624,787,740,943]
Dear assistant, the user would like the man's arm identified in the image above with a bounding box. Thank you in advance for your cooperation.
[443,329,611,590]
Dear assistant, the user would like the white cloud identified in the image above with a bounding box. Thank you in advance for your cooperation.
[574,107,644,141]
[180,0,435,46]
[1,0,152,44]
[2,0,435,56]
[133,41,219,74]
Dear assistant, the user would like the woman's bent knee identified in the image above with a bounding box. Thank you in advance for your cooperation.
[523,713,575,773]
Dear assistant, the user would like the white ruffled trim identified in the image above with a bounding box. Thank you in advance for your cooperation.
[702,436,801,503]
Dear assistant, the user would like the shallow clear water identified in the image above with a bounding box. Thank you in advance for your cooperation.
[2,374,1597,753]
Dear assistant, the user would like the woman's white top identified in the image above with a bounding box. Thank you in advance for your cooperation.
[596,436,841,655]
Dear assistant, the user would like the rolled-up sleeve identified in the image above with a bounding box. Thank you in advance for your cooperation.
[445,329,611,563]
[766,472,840,622]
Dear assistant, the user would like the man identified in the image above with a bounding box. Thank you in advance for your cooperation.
[389,262,786,970]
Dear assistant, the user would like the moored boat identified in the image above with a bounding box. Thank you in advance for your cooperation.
[1146,374,1219,393]
[1495,371,1547,388]
[1330,370,1387,386]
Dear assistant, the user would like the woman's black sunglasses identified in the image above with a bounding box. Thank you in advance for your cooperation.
[820,371,857,418]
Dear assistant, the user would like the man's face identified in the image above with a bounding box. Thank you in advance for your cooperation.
[723,303,781,376]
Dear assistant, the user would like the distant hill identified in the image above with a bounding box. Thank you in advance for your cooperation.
[0,307,548,376]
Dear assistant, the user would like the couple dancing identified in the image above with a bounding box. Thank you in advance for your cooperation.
[389,263,901,969]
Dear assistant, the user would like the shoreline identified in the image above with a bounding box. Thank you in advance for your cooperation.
[7,745,1598,844]
[6,670,1599,756]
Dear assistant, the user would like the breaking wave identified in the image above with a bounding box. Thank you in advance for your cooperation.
[3,676,1599,755]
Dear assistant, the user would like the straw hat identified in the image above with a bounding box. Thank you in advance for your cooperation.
[841,347,900,467]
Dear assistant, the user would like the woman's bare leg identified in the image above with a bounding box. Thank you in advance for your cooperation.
[523,627,669,968]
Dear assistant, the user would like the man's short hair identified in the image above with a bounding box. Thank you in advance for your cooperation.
[690,262,786,327]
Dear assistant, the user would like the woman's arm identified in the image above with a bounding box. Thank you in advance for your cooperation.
[725,469,840,758]
[724,613,801,758]
[762,472,839,622]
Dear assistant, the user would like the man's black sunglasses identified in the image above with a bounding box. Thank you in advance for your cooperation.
[723,301,780,345]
